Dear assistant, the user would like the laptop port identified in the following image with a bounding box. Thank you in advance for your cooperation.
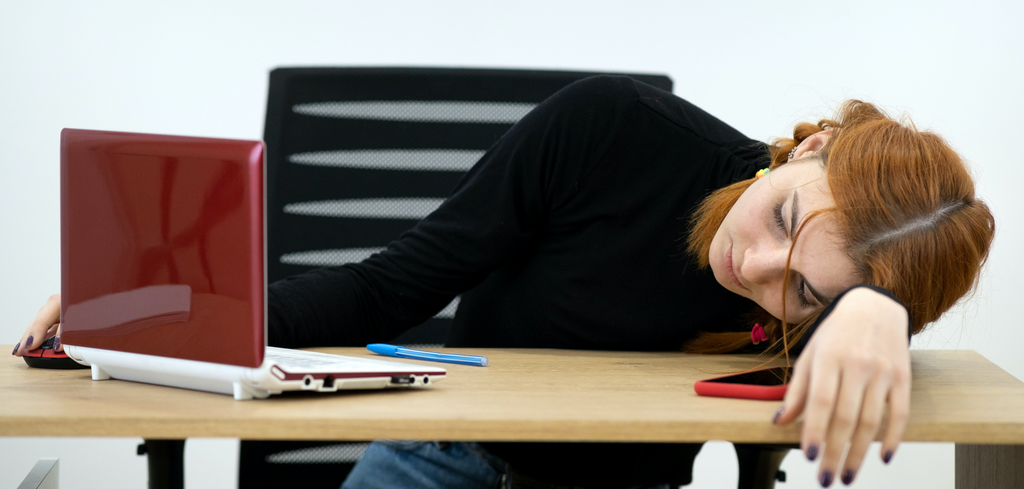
[391,375,414,385]
[322,375,335,389]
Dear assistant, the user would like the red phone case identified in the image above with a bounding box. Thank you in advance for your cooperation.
[693,369,789,401]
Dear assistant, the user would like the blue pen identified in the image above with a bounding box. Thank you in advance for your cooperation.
[367,343,489,367]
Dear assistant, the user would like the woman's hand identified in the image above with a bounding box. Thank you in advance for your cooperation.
[12,294,62,356]
[773,287,911,486]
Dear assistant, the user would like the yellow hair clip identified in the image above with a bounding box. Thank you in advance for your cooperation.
[755,168,771,178]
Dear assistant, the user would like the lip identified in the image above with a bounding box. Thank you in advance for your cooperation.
[726,245,749,291]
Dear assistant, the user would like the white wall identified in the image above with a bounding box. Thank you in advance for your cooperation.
[2,1,1021,487]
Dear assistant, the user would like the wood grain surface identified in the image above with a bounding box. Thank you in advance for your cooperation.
[2,347,1023,444]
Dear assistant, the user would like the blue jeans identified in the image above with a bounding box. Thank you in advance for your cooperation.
[342,441,504,489]
[341,440,674,489]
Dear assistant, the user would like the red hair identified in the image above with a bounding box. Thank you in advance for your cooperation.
[684,101,995,354]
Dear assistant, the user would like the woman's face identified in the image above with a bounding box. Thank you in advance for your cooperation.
[709,158,859,323]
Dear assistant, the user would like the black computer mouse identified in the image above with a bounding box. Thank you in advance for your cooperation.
[22,336,89,369]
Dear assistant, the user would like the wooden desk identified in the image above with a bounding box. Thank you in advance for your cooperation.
[3,347,1023,487]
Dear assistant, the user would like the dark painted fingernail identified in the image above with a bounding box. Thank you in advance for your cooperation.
[841,469,855,485]
[11,342,20,355]
[772,407,784,424]
[883,450,894,464]
[53,336,62,351]
[26,335,34,349]
[807,444,819,461]
[820,471,834,487]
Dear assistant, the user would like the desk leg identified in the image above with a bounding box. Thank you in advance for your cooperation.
[955,444,1024,488]
[139,439,185,489]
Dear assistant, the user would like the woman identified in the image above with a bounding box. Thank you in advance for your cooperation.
[14,76,994,488]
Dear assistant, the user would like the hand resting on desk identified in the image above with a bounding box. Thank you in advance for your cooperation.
[775,287,912,486]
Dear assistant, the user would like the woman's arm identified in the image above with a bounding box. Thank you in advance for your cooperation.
[267,76,641,348]
[774,286,911,486]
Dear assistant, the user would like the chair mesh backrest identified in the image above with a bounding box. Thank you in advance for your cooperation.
[265,443,369,464]
[264,68,673,345]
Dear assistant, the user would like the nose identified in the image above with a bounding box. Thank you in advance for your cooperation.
[741,242,790,287]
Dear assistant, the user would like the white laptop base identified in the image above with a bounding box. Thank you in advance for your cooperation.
[64,345,446,400]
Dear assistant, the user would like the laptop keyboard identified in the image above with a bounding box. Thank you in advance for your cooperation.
[265,347,366,369]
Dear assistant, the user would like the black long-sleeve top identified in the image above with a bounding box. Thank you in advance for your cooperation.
[265,76,826,487]
[268,76,764,350]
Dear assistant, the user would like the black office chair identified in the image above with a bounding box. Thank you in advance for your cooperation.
[240,67,674,489]
[241,67,790,489]
[734,444,795,488]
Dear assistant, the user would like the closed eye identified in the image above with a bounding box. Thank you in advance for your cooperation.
[797,279,812,308]
[776,197,817,310]
[773,203,787,235]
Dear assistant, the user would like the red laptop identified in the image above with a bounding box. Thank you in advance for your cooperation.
[59,129,444,400]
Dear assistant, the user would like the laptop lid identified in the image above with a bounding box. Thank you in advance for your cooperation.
[59,129,266,368]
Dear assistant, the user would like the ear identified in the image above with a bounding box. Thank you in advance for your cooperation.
[792,128,834,159]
